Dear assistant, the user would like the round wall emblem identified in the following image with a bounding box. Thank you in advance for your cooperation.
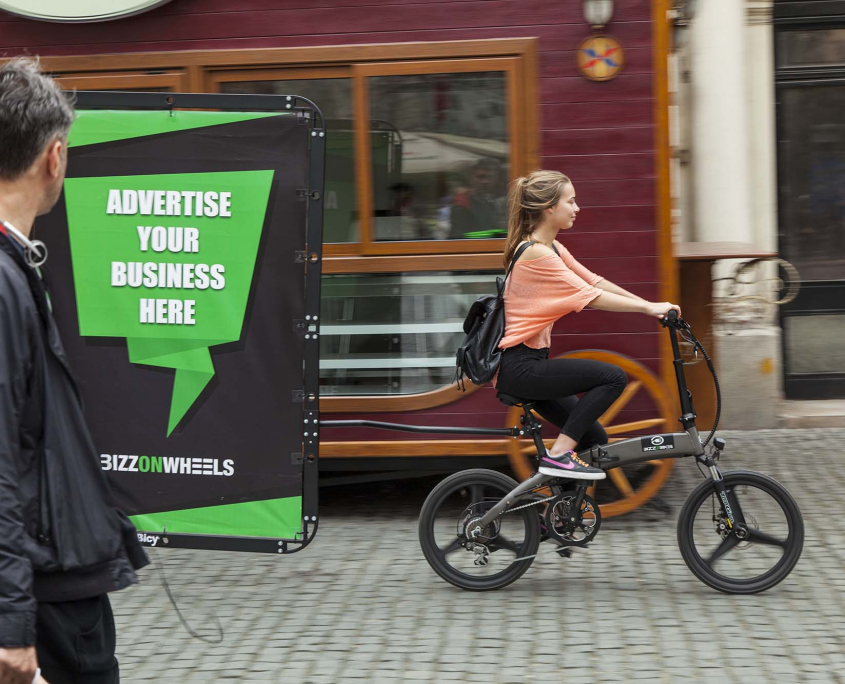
[0,0,173,22]
[577,35,625,82]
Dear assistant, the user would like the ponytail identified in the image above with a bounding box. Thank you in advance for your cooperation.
[503,170,571,267]
[504,177,529,266]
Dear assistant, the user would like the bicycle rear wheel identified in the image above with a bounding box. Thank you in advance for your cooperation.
[419,469,541,591]
[677,470,803,594]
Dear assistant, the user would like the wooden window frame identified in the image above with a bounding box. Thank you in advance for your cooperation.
[53,72,186,92]
[350,57,521,257]
[209,65,352,87]
[211,66,363,252]
[209,56,526,258]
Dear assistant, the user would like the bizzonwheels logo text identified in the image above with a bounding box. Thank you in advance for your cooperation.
[101,453,234,476]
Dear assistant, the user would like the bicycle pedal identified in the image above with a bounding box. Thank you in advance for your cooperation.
[555,544,589,558]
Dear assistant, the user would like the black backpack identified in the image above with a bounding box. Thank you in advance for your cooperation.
[454,240,536,391]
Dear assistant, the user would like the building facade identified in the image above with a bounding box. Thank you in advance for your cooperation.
[0,1,677,477]
[676,0,845,429]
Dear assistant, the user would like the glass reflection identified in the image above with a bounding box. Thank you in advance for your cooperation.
[221,78,357,243]
[778,29,845,67]
[319,271,499,395]
[367,72,509,241]
[781,85,845,282]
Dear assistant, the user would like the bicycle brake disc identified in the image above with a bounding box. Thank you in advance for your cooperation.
[459,503,501,543]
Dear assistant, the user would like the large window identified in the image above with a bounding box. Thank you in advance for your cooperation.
[367,71,509,243]
[214,56,526,396]
[212,57,522,257]
[320,271,498,395]
[776,28,845,67]
[219,73,358,244]
[779,84,845,282]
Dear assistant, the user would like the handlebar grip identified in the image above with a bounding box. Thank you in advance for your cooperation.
[666,309,678,323]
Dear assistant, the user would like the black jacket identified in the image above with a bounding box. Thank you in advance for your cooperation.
[0,231,148,648]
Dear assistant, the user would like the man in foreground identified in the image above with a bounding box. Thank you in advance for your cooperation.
[0,58,148,684]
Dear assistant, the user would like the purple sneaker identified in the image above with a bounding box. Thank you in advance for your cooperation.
[539,450,606,480]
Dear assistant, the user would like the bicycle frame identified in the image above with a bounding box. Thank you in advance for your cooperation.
[470,430,704,528]
[473,318,728,531]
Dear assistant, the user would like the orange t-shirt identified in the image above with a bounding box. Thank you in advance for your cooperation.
[498,239,603,351]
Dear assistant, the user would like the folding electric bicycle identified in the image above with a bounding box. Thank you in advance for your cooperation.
[325,312,804,594]
[416,311,803,594]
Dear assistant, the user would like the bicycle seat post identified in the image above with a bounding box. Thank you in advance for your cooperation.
[495,392,548,463]
[521,402,546,461]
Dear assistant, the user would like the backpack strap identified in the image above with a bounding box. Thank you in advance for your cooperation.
[504,240,535,281]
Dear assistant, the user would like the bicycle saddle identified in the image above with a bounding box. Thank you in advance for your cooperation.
[496,391,535,407]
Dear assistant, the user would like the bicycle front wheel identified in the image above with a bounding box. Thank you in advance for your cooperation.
[419,469,541,591]
[677,470,803,594]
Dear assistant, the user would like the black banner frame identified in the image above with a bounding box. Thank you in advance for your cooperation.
[70,91,324,554]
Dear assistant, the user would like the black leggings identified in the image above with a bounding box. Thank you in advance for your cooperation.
[497,344,627,449]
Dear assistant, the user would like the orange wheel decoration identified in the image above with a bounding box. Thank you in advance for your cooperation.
[505,351,676,519]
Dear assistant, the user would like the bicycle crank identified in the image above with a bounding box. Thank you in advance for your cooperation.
[544,491,601,547]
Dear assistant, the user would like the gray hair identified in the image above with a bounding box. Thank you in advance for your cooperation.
[0,58,75,181]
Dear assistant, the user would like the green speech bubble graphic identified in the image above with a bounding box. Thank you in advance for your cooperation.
[64,170,273,435]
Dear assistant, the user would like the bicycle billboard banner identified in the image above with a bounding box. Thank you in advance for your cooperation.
[36,92,323,553]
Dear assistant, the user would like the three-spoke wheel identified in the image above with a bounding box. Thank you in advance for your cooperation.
[677,470,804,594]
[418,469,541,591]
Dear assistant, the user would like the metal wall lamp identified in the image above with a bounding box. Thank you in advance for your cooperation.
[583,0,614,31]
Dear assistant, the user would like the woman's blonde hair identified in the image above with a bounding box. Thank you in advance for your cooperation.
[503,170,571,267]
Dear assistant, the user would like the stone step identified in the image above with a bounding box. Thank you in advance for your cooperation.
[779,400,845,428]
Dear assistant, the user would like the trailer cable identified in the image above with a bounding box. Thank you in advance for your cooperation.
[154,548,224,644]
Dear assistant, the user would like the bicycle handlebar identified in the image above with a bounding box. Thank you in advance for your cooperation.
[660,308,689,331]
[659,307,721,447]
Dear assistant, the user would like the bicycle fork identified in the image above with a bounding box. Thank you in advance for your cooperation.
[700,458,747,533]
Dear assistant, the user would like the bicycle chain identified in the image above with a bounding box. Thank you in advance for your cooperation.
[501,494,557,514]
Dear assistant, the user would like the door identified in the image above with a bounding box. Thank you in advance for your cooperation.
[775,15,845,398]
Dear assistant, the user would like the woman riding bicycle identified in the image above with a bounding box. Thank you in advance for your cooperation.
[495,170,681,480]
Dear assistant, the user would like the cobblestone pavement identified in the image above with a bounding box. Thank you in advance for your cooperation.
[112,429,845,683]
